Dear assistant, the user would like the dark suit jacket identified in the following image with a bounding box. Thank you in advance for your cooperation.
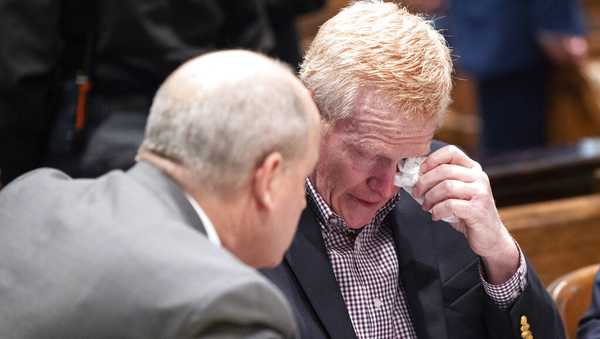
[0,162,296,339]
[577,269,600,338]
[262,142,564,339]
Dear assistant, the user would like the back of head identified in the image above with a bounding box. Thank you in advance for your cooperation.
[301,0,452,123]
[141,50,310,194]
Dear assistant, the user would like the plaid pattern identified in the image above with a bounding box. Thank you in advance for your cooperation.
[306,178,527,339]
[480,243,528,309]
[306,179,417,339]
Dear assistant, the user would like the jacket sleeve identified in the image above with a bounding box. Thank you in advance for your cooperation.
[531,0,586,35]
[577,269,600,338]
[484,257,566,339]
[197,325,288,339]
[186,276,298,339]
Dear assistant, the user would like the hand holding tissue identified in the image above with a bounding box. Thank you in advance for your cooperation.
[394,156,458,223]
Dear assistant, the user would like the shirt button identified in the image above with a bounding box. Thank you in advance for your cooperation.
[373,298,383,310]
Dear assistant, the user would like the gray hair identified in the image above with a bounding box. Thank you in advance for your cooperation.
[140,50,310,192]
[300,0,452,123]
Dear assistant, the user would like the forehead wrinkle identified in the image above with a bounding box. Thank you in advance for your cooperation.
[350,113,433,146]
[353,86,433,126]
[341,117,435,161]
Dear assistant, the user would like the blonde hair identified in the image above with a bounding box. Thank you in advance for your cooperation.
[300,0,452,123]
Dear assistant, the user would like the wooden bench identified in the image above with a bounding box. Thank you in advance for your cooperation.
[488,139,600,207]
[547,264,600,339]
[500,194,600,286]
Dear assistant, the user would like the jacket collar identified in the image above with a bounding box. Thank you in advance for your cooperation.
[126,161,207,237]
[285,198,358,339]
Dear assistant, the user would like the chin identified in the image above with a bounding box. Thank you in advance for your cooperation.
[340,205,379,230]
[340,197,382,227]
[261,253,285,269]
[343,213,373,229]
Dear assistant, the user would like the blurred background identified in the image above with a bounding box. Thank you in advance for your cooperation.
[2,1,600,336]
[298,0,600,159]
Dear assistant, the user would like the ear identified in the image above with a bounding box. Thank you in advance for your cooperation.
[317,119,329,137]
[252,152,284,211]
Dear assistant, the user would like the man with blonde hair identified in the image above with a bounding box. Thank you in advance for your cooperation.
[263,2,563,338]
[0,50,320,338]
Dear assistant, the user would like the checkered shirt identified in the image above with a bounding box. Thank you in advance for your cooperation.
[305,178,528,339]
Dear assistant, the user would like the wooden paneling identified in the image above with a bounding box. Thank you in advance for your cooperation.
[486,139,600,207]
[584,0,600,57]
[296,0,348,49]
[436,74,479,156]
[500,194,600,286]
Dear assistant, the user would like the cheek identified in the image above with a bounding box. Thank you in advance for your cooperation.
[325,158,367,191]
[276,189,305,248]
[338,164,371,193]
[286,176,308,214]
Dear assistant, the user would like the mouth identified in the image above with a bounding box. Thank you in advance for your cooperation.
[351,195,380,207]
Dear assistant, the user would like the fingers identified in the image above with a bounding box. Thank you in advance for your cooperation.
[413,163,478,198]
[567,36,588,61]
[420,145,479,175]
[420,180,483,211]
[414,145,486,202]
[538,33,588,65]
[418,146,509,259]
[429,198,474,223]
[413,145,494,228]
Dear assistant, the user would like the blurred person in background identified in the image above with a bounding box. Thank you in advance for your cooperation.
[440,0,587,161]
[578,267,600,338]
[0,0,324,185]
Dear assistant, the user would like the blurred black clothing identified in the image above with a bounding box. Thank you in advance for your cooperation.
[266,0,326,69]
[0,0,324,185]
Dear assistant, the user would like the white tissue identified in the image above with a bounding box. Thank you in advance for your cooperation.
[394,157,425,189]
[394,156,458,224]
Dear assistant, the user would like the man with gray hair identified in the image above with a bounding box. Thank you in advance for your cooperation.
[0,50,320,338]
[263,2,564,338]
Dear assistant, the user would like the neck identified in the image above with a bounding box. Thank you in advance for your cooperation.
[187,185,265,268]
[188,192,242,252]
[137,150,253,265]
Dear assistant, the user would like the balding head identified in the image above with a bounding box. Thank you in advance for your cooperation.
[140,50,313,194]
[139,50,321,268]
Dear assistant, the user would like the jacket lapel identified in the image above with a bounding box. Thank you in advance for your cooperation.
[285,203,358,339]
[388,190,448,339]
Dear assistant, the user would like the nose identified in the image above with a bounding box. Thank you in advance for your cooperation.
[366,165,398,199]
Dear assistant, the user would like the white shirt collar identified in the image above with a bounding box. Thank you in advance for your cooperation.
[185,194,221,247]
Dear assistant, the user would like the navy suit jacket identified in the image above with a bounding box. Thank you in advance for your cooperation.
[262,142,565,338]
[445,0,585,79]
[577,269,600,338]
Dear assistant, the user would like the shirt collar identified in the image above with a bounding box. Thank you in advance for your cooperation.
[305,178,398,234]
[185,194,221,247]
